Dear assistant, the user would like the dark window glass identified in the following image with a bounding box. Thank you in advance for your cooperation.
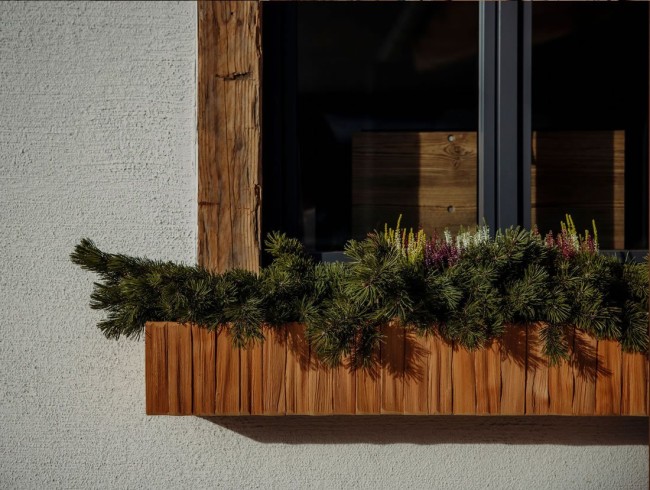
[531,3,648,250]
[263,3,479,256]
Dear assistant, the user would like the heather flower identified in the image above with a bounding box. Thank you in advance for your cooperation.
[545,231,555,248]
[425,232,461,270]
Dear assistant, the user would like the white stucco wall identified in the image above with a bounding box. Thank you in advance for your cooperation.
[0,2,647,489]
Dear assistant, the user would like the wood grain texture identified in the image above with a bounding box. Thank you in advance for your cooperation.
[500,326,526,415]
[403,331,429,415]
[145,322,646,415]
[240,342,263,415]
[286,323,309,415]
[332,359,356,415]
[381,323,405,414]
[548,327,575,415]
[309,359,333,415]
[525,323,550,415]
[474,339,501,415]
[595,339,622,415]
[622,351,648,416]
[262,326,286,415]
[452,345,475,415]
[216,328,240,414]
[428,334,452,415]
[198,0,262,273]
[572,329,598,415]
[166,323,193,415]
[145,323,168,415]
[356,359,381,415]
[351,132,477,237]
[531,130,625,249]
[191,325,216,415]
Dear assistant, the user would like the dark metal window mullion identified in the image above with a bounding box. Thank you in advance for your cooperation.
[519,2,532,230]
[479,1,532,232]
[478,2,497,231]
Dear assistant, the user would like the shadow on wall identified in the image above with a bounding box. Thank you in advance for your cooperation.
[201,415,647,446]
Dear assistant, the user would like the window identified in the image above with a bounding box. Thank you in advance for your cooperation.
[196,1,648,273]
[261,2,648,262]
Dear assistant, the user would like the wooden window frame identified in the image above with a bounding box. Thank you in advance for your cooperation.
[198,0,262,273]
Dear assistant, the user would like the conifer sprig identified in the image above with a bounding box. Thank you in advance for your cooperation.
[71,217,649,366]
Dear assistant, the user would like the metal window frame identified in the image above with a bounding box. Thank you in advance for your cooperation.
[479,0,532,233]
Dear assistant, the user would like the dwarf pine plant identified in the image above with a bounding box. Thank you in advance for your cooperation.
[71,215,648,367]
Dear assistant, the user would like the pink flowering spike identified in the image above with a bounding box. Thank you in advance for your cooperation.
[586,235,595,254]
[545,231,555,248]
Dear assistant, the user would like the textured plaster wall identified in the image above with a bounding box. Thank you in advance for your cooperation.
[0,2,647,489]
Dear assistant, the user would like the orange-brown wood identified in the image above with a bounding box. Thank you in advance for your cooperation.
[145,322,646,416]
[595,339,622,415]
[452,345,476,414]
[351,132,477,239]
[428,334,453,414]
[403,331,430,414]
[262,326,286,415]
[572,329,598,415]
[622,351,648,415]
[474,339,501,415]
[145,323,168,415]
[191,325,216,415]
[197,0,262,273]
[356,356,381,415]
[500,326,526,414]
[525,323,550,415]
[216,328,240,414]
[332,358,356,415]
[309,359,333,415]
[166,323,193,415]
[548,327,575,415]
[286,323,309,414]
[240,341,263,415]
[381,323,405,414]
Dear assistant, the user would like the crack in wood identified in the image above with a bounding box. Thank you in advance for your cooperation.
[215,71,251,81]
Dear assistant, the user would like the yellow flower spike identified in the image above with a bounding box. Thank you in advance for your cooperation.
[592,219,599,247]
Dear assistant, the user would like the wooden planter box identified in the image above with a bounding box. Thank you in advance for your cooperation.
[145,321,648,416]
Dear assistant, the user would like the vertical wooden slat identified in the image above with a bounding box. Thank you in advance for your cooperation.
[192,325,216,415]
[286,323,309,414]
[474,339,501,415]
[309,359,333,415]
[548,327,575,414]
[240,341,263,415]
[452,345,475,414]
[356,350,381,415]
[428,334,453,414]
[525,323,550,415]
[332,358,356,414]
[595,339,622,415]
[262,326,286,415]
[197,0,262,273]
[403,331,429,415]
[572,329,598,415]
[216,328,240,414]
[145,323,168,415]
[166,323,193,415]
[500,326,526,414]
[622,351,648,415]
[381,322,405,414]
